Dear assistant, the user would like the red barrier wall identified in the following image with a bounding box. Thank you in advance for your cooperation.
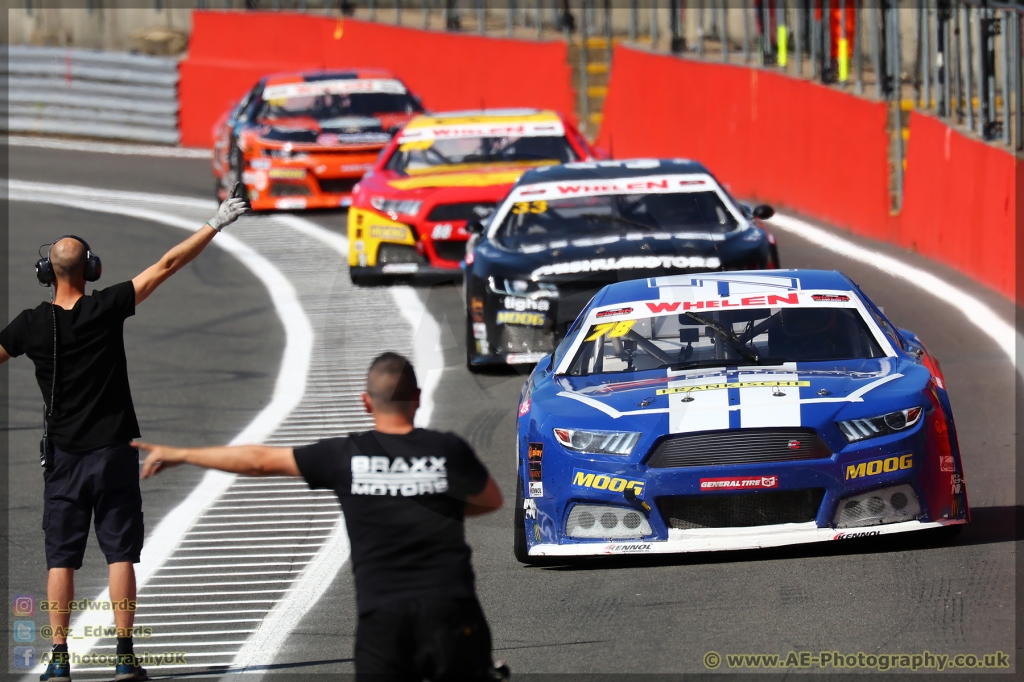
[597,45,891,240]
[179,10,575,148]
[900,112,1017,299]
[598,44,1018,300]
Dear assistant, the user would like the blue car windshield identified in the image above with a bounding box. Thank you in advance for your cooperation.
[495,191,740,250]
[564,307,886,376]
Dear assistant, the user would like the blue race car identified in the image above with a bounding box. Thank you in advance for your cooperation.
[514,270,969,561]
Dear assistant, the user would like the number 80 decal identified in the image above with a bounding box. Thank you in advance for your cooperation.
[584,320,636,342]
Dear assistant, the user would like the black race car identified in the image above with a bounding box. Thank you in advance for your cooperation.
[462,159,780,371]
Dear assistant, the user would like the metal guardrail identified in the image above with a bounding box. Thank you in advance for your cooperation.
[1,46,181,145]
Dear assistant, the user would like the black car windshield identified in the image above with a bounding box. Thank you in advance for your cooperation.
[258,92,421,120]
[495,191,740,250]
[565,307,886,375]
[385,135,577,173]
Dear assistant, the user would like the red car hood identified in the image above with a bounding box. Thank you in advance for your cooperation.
[367,162,555,199]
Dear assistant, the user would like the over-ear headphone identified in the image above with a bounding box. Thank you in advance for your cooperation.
[36,235,102,286]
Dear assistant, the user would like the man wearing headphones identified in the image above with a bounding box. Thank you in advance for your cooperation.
[0,196,248,682]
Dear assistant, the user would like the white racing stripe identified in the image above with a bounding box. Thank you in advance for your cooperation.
[667,374,730,433]
[769,212,1020,377]
[738,366,801,428]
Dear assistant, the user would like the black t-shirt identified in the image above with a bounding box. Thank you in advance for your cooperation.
[0,281,140,451]
[294,429,489,614]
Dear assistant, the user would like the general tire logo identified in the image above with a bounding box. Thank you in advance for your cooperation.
[699,476,778,490]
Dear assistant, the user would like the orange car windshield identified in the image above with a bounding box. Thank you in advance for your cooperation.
[259,92,420,120]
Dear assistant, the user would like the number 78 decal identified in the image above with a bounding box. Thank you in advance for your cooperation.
[584,320,636,342]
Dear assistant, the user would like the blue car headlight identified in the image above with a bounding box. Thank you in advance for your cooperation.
[553,428,640,455]
[837,407,923,443]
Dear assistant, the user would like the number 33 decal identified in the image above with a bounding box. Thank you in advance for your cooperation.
[511,200,548,215]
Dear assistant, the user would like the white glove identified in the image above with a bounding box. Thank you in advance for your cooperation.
[207,197,249,232]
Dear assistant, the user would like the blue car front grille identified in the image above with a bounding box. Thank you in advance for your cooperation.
[657,489,826,529]
[646,428,832,468]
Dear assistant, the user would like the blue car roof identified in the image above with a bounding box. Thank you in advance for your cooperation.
[589,270,859,309]
[516,159,711,186]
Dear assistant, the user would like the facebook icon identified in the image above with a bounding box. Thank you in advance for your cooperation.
[13,646,35,669]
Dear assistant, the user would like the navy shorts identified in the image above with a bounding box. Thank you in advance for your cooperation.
[354,597,494,682]
[43,442,144,570]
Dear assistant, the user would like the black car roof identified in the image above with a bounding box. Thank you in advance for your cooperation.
[516,159,712,186]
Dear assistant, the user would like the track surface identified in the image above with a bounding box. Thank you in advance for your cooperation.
[7,145,1018,676]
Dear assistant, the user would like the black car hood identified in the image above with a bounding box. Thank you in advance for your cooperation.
[490,231,736,281]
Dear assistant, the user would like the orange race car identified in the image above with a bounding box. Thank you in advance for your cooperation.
[348,109,600,281]
[212,69,424,211]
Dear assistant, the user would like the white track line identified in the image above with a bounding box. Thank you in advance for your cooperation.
[5,135,212,158]
[392,286,444,428]
[769,213,1020,377]
[270,213,444,426]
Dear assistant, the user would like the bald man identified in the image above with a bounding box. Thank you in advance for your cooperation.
[134,352,508,682]
[0,197,247,682]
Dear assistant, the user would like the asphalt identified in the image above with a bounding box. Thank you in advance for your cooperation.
[7,144,1018,677]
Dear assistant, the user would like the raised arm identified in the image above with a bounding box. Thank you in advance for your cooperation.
[0,346,10,366]
[133,441,299,479]
[132,198,248,305]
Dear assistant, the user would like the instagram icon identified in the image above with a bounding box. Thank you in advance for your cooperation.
[12,595,34,616]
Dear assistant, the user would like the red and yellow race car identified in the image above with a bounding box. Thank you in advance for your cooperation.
[212,69,424,211]
[348,109,599,281]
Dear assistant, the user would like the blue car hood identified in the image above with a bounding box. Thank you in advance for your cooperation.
[536,358,930,440]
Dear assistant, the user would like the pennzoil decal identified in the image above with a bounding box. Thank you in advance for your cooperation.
[657,380,810,396]
[369,225,411,241]
[269,168,307,180]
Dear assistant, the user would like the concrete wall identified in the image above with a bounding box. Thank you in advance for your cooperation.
[7,3,194,51]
